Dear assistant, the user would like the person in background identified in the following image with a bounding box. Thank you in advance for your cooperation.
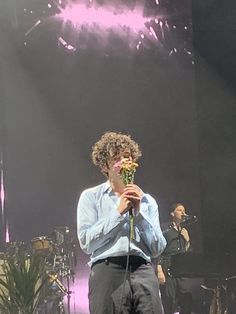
[77,131,166,314]
[156,203,193,314]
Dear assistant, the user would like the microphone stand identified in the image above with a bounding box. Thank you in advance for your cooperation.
[47,271,67,314]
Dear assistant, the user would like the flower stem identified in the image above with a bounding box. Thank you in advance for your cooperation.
[130,214,134,240]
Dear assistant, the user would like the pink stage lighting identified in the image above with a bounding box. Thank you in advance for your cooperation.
[53,0,166,52]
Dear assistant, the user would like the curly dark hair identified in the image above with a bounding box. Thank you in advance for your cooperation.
[92,131,142,174]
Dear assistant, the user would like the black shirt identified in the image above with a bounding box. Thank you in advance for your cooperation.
[158,222,189,272]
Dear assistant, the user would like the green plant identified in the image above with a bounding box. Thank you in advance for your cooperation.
[0,251,47,314]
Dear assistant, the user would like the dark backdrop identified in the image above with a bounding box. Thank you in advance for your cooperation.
[193,0,236,263]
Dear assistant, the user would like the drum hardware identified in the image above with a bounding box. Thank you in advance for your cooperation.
[47,270,67,294]
[5,241,28,258]
[52,226,70,246]
[201,275,236,314]
[0,252,6,260]
[201,283,224,314]
[30,227,76,313]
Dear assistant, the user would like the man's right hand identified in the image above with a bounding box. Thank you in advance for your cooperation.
[117,185,142,215]
[117,194,133,215]
[157,270,166,285]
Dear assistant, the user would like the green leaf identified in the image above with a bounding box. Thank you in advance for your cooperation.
[0,251,47,313]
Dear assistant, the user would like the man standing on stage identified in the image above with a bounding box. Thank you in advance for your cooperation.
[157,203,193,314]
[77,131,166,314]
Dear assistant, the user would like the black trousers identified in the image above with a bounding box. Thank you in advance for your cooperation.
[89,256,163,314]
[160,275,192,314]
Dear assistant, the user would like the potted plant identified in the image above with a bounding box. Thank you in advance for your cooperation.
[0,250,47,314]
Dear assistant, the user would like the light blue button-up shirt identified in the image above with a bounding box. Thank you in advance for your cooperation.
[77,181,166,266]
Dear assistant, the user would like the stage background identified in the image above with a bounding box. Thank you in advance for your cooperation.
[1,0,235,312]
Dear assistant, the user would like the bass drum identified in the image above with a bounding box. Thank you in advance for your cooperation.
[31,236,53,255]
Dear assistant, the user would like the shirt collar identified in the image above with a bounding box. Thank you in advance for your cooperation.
[103,180,112,194]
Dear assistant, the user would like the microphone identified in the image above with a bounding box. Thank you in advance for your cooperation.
[181,213,198,224]
[129,207,133,217]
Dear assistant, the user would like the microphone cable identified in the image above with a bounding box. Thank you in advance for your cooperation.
[117,210,133,314]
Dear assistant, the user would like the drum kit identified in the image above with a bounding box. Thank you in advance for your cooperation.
[1,226,76,314]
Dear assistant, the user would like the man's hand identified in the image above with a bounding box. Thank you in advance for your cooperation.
[156,265,166,285]
[123,184,143,210]
[117,184,143,215]
[181,228,190,243]
[117,194,133,215]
